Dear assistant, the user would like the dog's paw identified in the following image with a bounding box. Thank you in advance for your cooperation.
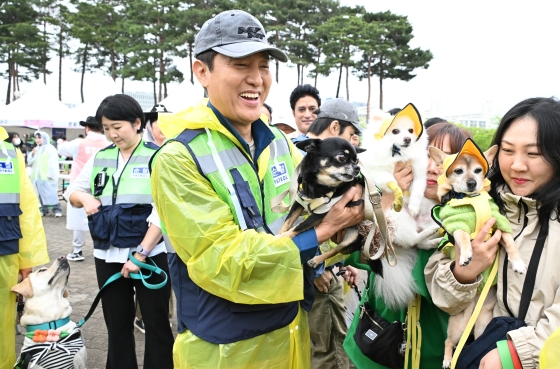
[459,250,472,266]
[511,260,527,274]
[307,257,320,269]
[442,359,451,369]
[408,203,420,217]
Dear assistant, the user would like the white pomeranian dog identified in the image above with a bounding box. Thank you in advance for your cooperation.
[359,104,440,309]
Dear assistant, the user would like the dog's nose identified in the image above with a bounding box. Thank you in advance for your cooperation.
[403,137,411,144]
[59,255,66,260]
[467,179,477,190]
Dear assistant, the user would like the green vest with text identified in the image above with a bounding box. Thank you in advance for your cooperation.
[0,143,23,255]
[88,140,158,250]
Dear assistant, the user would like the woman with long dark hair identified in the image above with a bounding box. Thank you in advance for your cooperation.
[426,97,560,368]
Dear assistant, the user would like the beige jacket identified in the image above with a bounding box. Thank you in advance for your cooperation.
[425,187,560,368]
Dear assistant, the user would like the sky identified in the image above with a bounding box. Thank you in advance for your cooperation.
[2,0,560,120]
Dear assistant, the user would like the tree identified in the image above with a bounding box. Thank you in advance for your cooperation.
[53,4,72,101]
[354,11,433,110]
[33,0,57,84]
[0,0,47,104]
[315,13,364,100]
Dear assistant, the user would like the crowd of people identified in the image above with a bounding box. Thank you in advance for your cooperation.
[2,8,560,369]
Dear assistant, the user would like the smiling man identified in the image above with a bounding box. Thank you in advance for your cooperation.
[150,10,364,369]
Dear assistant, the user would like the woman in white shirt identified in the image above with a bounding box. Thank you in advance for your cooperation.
[64,94,173,369]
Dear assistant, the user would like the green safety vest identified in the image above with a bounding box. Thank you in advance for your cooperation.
[0,142,23,255]
[172,126,294,235]
[88,140,158,249]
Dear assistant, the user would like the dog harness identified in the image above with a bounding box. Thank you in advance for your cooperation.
[15,327,84,369]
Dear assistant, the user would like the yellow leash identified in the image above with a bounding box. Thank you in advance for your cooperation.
[404,294,422,369]
[451,249,500,369]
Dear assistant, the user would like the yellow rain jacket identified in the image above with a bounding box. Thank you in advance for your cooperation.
[0,126,49,369]
[151,101,311,369]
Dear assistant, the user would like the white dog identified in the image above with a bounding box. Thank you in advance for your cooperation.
[12,257,87,369]
[360,104,439,309]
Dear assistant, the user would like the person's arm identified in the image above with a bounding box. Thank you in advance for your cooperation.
[16,150,49,272]
[152,142,361,305]
[64,155,101,215]
[121,223,163,277]
[424,218,501,315]
[46,146,59,179]
[57,139,79,158]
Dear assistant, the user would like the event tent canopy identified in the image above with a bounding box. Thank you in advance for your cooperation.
[1,81,80,129]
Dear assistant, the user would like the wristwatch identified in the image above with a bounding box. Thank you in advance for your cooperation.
[136,245,150,257]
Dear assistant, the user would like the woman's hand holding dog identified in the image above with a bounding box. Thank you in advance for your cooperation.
[382,161,413,211]
[315,184,364,244]
[452,218,502,284]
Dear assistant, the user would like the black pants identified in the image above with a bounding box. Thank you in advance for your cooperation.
[95,253,174,369]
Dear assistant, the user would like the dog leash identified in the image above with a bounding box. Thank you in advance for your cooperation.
[76,252,168,328]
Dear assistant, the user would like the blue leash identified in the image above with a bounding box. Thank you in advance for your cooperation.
[76,252,168,328]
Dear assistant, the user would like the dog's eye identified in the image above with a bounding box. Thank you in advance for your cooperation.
[37,268,47,273]
[474,168,483,174]
[454,168,464,175]
[392,129,400,135]
[334,154,347,163]
[408,129,413,133]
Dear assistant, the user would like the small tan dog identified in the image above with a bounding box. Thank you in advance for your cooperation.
[12,256,87,369]
[429,138,527,368]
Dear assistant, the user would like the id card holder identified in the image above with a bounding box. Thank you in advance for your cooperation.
[93,168,109,197]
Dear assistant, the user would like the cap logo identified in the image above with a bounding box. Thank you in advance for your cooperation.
[238,26,265,40]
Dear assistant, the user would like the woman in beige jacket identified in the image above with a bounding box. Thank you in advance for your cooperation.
[426,97,560,369]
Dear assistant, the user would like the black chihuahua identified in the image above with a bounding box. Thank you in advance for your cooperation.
[278,137,366,268]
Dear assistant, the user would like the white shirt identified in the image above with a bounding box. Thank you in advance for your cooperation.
[63,151,165,263]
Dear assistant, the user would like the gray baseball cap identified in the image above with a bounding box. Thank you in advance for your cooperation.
[315,98,362,133]
[194,10,288,62]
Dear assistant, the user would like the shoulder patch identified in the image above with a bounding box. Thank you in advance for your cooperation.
[143,141,160,150]
[98,143,116,152]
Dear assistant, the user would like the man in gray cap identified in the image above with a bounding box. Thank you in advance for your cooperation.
[150,9,364,368]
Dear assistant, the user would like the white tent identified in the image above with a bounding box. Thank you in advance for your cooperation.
[1,81,80,129]
[159,80,205,113]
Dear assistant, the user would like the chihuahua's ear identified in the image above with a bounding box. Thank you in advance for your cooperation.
[295,138,321,153]
[428,146,447,169]
[11,278,34,298]
[484,145,498,167]
[355,147,366,154]
[63,289,69,298]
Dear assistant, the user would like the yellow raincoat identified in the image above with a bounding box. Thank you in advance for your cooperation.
[0,126,49,369]
[152,101,310,368]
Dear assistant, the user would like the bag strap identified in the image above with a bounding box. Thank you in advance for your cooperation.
[404,294,422,369]
[503,218,548,321]
[451,248,500,369]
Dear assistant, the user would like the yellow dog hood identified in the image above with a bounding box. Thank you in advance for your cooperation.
[437,138,491,187]
[0,126,8,141]
[373,103,424,141]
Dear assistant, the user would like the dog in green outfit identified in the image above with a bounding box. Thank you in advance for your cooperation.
[429,138,527,368]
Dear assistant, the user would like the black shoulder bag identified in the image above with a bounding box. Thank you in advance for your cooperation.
[456,219,549,369]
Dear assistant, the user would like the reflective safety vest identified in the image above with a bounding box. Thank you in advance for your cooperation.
[0,142,23,255]
[88,140,158,250]
[157,127,299,344]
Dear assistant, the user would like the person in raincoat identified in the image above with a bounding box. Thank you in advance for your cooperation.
[27,131,63,217]
[150,10,364,369]
[0,126,49,369]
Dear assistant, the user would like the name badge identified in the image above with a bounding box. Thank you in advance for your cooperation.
[271,161,289,187]
[131,167,150,179]
[0,161,14,174]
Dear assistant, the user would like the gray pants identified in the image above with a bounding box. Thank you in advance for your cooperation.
[308,269,350,369]
[72,230,87,254]
[41,203,62,215]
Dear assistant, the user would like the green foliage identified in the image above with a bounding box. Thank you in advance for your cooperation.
[455,124,497,151]
[0,0,434,107]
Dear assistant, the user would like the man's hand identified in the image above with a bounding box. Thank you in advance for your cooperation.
[315,184,364,243]
[339,265,359,288]
[314,271,333,293]
[452,218,501,284]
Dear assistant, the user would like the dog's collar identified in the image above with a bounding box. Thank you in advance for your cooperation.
[26,316,70,333]
[391,143,402,157]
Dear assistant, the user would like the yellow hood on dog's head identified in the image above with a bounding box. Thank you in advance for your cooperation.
[373,103,424,141]
[437,138,491,187]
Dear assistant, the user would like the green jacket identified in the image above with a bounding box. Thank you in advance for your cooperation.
[344,249,449,369]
